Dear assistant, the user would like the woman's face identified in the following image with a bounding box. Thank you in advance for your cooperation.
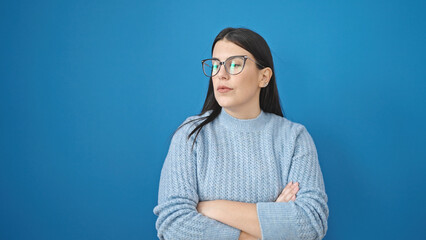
[211,40,266,114]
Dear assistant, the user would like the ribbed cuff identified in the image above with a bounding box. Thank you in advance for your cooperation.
[256,202,298,240]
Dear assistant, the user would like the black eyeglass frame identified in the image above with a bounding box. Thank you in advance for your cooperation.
[201,55,266,77]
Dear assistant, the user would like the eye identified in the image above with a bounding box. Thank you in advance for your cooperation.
[229,60,242,69]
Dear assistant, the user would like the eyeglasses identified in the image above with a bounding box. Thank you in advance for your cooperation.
[201,55,265,77]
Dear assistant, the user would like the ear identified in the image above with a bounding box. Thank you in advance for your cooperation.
[258,67,273,88]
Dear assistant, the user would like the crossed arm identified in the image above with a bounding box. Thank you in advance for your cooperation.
[154,123,328,239]
[197,200,261,239]
[194,127,329,240]
[196,182,300,240]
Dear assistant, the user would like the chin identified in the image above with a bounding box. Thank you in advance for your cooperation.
[215,94,238,108]
[217,100,235,109]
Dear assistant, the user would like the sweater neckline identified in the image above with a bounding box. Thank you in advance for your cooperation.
[216,108,267,132]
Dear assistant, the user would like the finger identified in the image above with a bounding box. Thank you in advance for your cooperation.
[283,188,298,202]
[276,192,294,202]
[283,193,293,202]
[277,181,297,201]
[280,181,294,195]
[277,182,300,202]
[276,188,294,202]
[277,181,300,202]
[292,184,299,193]
[288,185,299,197]
[282,185,299,202]
[281,181,292,192]
[282,182,298,198]
[290,185,299,201]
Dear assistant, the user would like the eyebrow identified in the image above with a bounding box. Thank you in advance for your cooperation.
[210,55,246,61]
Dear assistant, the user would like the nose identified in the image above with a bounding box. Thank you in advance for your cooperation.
[215,63,229,80]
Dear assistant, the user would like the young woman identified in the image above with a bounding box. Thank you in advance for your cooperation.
[153,27,329,240]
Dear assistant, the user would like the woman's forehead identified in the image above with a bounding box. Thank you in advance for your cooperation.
[212,40,252,60]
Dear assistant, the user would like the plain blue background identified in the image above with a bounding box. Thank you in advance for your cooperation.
[1,0,425,239]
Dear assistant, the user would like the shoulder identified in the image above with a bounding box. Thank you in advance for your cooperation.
[280,117,316,150]
[267,114,318,158]
[184,110,212,124]
[172,111,211,141]
[179,110,211,131]
[266,112,308,138]
[266,113,317,154]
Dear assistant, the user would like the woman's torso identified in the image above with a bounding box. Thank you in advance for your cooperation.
[193,112,298,203]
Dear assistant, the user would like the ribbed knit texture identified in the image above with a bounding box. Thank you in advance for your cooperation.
[153,108,329,240]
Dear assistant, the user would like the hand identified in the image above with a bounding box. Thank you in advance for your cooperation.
[275,181,299,202]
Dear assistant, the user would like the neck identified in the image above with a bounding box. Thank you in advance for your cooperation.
[222,107,262,120]
[216,107,268,132]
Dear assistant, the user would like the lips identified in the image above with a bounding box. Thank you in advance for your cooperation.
[217,85,233,90]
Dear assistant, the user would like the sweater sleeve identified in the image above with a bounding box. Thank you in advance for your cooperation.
[256,125,329,240]
[153,118,241,240]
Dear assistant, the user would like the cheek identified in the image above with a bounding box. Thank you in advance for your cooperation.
[238,75,259,93]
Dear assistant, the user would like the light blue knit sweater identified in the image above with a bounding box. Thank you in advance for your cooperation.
[153,108,329,240]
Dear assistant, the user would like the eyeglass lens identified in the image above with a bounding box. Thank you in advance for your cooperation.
[203,56,245,77]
